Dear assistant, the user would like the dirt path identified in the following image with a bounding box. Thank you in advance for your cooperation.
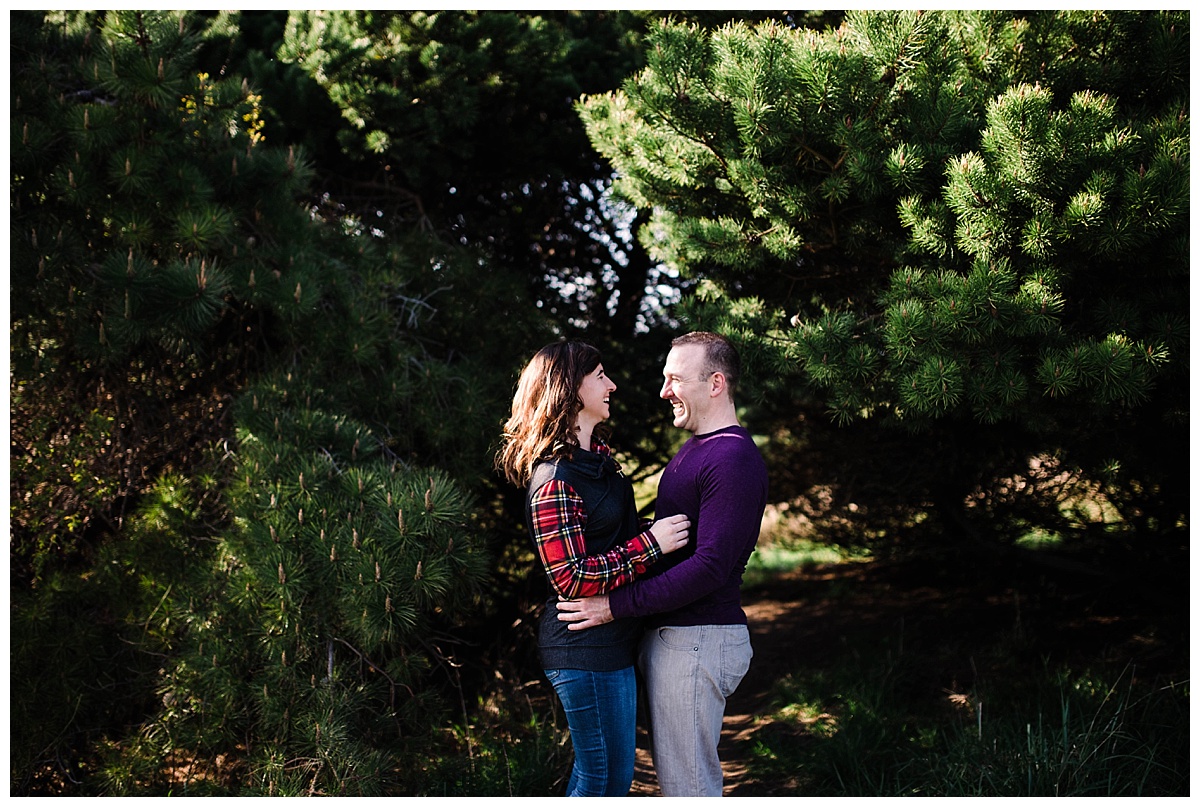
[625,553,1184,797]
[626,560,991,795]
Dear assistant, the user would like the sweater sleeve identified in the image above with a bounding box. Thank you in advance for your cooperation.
[529,479,664,599]
[608,447,764,620]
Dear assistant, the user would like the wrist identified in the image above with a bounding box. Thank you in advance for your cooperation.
[639,528,661,557]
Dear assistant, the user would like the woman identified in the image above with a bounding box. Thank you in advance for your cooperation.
[495,341,690,797]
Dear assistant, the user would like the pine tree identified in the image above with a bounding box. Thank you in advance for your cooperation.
[12,11,492,794]
[11,9,321,577]
[120,371,489,795]
[579,11,1188,554]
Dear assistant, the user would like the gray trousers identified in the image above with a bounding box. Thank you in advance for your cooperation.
[638,624,753,797]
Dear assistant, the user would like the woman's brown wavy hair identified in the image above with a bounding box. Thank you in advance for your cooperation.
[495,341,604,487]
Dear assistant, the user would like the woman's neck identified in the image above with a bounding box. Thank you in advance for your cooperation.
[574,420,594,452]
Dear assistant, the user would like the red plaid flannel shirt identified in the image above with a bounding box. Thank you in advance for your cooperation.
[530,442,662,599]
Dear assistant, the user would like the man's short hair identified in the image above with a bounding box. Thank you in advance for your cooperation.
[672,331,741,396]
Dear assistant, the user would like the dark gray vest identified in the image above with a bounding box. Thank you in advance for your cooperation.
[526,447,643,671]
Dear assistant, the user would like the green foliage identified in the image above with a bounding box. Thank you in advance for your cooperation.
[420,698,572,796]
[9,402,116,579]
[11,10,321,368]
[81,418,493,796]
[77,231,498,797]
[269,11,653,334]
[583,10,1187,424]
[86,171,498,798]
[11,8,1190,796]
[10,8,331,585]
[277,11,600,190]
[580,10,1188,564]
[754,654,1188,796]
[12,10,500,795]
[12,472,223,794]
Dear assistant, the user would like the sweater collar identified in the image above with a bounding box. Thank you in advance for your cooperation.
[693,424,744,440]
[555,439,620,479]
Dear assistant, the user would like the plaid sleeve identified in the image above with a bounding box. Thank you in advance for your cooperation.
[529,479,663,599]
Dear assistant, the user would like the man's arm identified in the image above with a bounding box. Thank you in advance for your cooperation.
[557,529,728,630]
[556,529,727,630]
[554,499,709,629]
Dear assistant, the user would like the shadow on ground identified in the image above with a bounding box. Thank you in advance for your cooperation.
[627,556,1187,797]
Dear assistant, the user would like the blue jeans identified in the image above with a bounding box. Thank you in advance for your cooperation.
[639,624,753,796]
[544,666,637,797]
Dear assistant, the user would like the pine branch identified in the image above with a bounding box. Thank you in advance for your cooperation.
[331,637,412,711]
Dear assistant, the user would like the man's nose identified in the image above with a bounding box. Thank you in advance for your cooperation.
[659,380,672,399]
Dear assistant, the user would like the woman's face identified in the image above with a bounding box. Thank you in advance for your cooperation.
[577,363,617,428]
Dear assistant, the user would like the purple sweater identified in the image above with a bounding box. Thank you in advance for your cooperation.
[609,425,768,628]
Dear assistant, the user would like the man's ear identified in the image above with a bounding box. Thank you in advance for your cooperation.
[709,372,727,398]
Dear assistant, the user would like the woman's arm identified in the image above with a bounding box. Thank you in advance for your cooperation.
[529,479,664,599]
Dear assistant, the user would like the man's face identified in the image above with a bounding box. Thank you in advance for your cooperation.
[659,344,711,433]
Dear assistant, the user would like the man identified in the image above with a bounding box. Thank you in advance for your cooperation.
[557,331,769,797]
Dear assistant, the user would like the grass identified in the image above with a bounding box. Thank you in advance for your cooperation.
[417,684,572,796]
[742,499,872,589]
[745,639,1189,797]
[741,540,857,588]
[730,493,1188,798]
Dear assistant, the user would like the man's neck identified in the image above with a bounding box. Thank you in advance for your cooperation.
[692,407,739,436]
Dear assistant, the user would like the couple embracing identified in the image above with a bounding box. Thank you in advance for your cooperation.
[495,332,769,797]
